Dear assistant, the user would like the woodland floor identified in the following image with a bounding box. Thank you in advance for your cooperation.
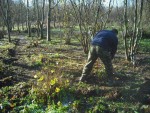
[0,34,150,113]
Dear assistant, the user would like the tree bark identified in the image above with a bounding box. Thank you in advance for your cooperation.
[123,0,130,61]
[47,0,51,41]
[27,0,31,37]
[40,0,45,39]
[6,0,11,42]
[36,0,40,37]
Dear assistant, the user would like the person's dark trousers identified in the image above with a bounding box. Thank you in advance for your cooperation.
[80,45,113,81]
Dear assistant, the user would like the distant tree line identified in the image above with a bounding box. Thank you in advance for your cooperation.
[0,0,150,63]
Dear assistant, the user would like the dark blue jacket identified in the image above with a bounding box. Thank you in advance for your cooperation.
[91,30,118,59]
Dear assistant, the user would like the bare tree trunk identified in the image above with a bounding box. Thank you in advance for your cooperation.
[134,0,144,52]
[6,0,11,42]
[17,0,23,33]
[63,0,72,45]
[103,0,112,29]
[27,0,31,37]
[21,23,24,31]
[36,0,40,37]
[123,0,130,61]
[21,0,24,31]
[129,0,138,63]
[47,0,51,41]
[0,0,11,42]
[121,0,144,64]
[70,0,90,54]
[93,0,101,35]
[40,0,45,39]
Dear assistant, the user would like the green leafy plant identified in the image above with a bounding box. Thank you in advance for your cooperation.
[30,58,71,105]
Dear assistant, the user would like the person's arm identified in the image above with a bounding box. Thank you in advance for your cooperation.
[111,37,118,59]
[111,46,117,59]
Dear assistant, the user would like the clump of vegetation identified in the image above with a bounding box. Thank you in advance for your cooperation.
[0,82,31,113]
[22,54,73,112]
[139,39,150,53]
[30,54,44,66]
[0,61,4,74]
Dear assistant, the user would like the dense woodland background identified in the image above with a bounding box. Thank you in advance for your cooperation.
[1,0,150,60]
[0,0,150,113]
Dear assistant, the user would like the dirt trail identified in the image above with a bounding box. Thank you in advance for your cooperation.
[0,35,38,87]
[13,35,35,82]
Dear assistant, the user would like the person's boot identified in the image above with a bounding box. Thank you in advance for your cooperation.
[106,73,115,86]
